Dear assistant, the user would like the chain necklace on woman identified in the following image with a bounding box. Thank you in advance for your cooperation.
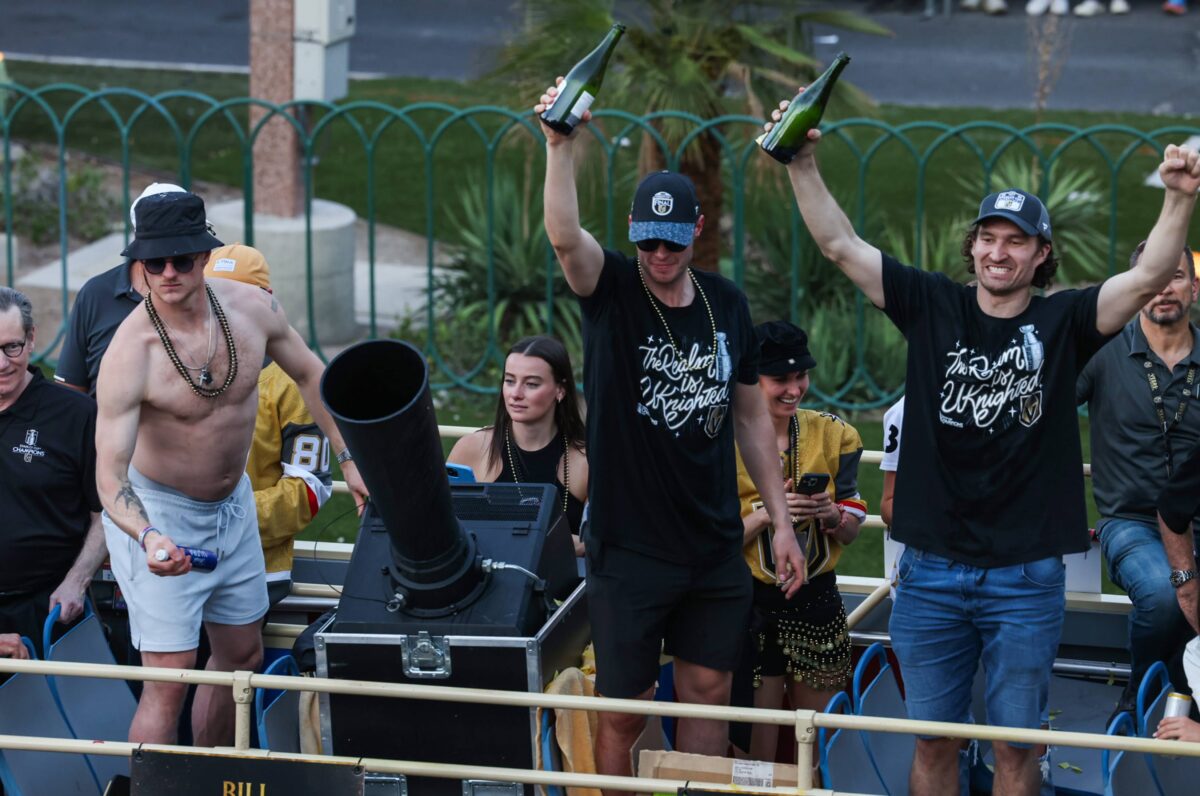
[637,260,717,372]
[505,424,570,516]
[787,413,800,487]
[144,284,239,399]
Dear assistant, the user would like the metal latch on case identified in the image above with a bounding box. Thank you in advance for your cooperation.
[401,631,451,679]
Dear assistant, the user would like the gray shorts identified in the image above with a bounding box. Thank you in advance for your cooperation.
[103,465,269,653]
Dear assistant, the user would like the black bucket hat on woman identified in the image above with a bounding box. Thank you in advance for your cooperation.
[120,191,223,261]
[755,320,817,376]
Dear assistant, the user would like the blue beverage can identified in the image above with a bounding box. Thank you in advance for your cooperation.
[178,546,219,572]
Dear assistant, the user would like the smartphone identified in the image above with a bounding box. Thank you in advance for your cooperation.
[797,472,830,495]
[445,462,476,483]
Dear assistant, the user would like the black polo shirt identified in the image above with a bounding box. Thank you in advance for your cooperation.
[0,368,101,594]
[1077,318,1200,529]
[55,260,141,394]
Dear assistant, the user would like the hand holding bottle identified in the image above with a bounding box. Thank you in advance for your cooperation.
[759,52,850,165]
[763,98,822,163]
[537,23,624,140]
[536,77,591,144]
[144,531,192,577]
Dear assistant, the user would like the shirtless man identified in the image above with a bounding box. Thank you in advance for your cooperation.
[95,191,368,745]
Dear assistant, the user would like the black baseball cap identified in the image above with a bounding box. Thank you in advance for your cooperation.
[628,171,700,248]
[756,320,817,376]
[972,188,1052,241]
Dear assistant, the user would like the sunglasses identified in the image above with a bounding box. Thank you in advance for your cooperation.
[635,238,689,253]
[142,253,201,275]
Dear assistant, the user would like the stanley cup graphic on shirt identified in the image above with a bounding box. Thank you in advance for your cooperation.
[1019,325,1043,372]
[715,331,732,382]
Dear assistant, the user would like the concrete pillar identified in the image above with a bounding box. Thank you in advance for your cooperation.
[208,199,358,344]
[249,0,302,218]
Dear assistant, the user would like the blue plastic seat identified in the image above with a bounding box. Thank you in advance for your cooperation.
[0,637,102,795]
[853,642,914,796]
[255,654,301,752]
[819,689,887,794]
[42,602,136,788]
[1102,711,1162,796]
[1136,661,1171,739]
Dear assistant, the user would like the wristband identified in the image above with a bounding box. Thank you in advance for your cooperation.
[138,526,161,550]
[336,448,353,465]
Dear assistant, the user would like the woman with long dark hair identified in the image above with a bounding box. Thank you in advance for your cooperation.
[448,336,588,555]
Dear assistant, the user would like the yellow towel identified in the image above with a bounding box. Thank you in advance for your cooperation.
[540,663,601,796]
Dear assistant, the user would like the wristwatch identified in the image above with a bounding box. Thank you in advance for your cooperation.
[336,448,353,465]
[1169,569,1198,588]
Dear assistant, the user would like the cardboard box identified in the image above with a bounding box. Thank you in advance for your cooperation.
[638,749,799,790]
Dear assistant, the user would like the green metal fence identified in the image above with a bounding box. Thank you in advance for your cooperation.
[2,82,1195,410]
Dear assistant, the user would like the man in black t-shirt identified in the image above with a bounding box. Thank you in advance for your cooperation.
[536,81,804,787]
[772,99,1200,793]
[0,287,107,659]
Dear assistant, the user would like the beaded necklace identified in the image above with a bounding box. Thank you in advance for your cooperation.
[145,284,239,399]
[787,413,800,487]
[636,259,717,372]
[504,424,570,516]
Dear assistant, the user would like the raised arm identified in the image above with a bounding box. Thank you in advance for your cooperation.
[535,78,605,297]
[95,328,189,576]
[1096,144,1200,334]
[768,103,884,307]
[261,295,368,511]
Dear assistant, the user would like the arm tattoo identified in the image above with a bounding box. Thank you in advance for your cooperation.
[115,479,151,525]
[270,296,279,313]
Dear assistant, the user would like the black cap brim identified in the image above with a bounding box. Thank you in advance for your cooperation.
[121,230,224,260]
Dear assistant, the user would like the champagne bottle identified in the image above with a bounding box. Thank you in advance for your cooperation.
[540,23,626,135]
[757,52,851,165]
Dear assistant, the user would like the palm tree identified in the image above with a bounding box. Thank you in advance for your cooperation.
[495,0,890,270]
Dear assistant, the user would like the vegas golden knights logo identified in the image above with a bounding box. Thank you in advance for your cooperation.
[753,501,831,581]
[1019,391,1043,428]
[703,404,728,439]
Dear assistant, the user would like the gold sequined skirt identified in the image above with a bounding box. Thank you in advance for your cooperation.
[751,572,851,691]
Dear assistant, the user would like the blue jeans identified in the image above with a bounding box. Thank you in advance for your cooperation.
[889,548,1065,738]
[1100,518,1198,693]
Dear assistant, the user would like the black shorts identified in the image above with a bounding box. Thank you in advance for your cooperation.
[751,571,850,690]
[585,540,752,699]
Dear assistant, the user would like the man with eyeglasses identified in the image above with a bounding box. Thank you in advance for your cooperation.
[536,82,803,788]
[94,190,368,747]
[0,286,108,659]
[56,182,185,395]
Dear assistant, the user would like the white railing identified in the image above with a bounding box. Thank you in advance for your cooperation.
[1,656,1197,795]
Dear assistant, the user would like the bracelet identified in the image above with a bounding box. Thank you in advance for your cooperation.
[336,448,353,465]
[138,525,161,550]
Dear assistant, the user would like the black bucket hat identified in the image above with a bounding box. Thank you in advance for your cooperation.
[756,320,817,376]
[120,191,223,261]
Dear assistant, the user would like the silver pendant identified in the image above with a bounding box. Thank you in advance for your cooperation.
[200,368,213,386]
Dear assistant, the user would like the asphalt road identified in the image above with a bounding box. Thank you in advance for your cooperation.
[1,0,1197,114]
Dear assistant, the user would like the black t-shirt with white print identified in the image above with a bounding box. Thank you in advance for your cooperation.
[579,250,759,564]
[881,254,1111,568]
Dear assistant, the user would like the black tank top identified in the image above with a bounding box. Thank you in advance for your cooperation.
[496,435,585,536]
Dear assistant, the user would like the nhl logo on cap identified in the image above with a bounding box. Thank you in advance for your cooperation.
[651,191,674,216]
[995,191,1026,212]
